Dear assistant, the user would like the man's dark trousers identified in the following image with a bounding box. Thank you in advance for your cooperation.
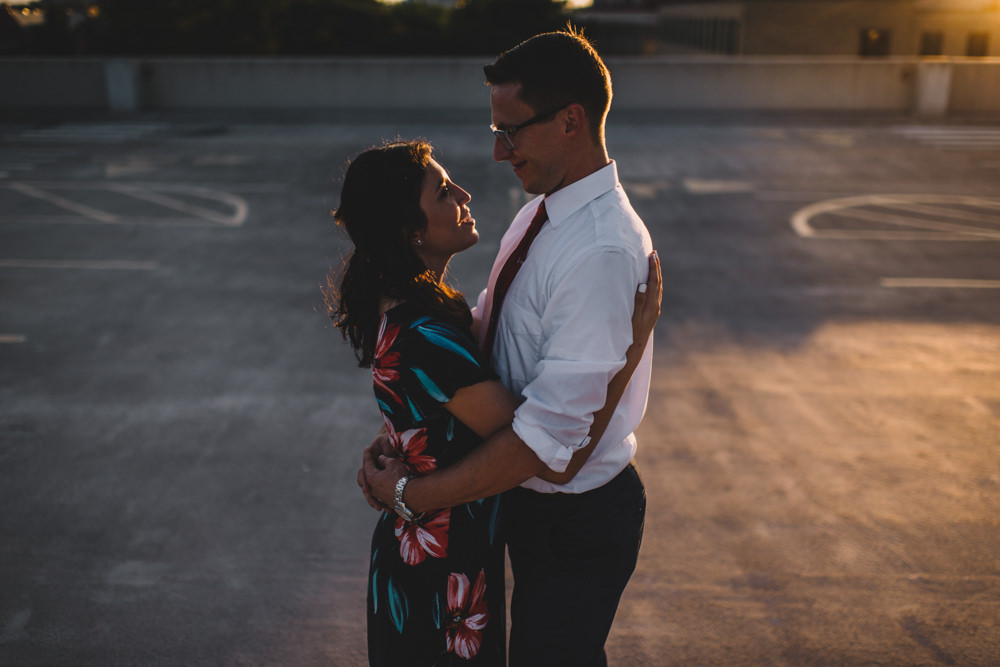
[505,464,646,667]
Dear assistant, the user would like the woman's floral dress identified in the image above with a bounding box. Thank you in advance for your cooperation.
[367,302,505,667]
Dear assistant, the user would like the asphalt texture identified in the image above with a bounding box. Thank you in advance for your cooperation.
[1,110,999,666]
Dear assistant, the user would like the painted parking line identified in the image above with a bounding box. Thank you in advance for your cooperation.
[792,194,1000,241]
[104,183,246,226]
[881,278,1000,289]
[0,182,247,227]
[683,179,755,195]
[6,182,119,223]
[4,123,170,143]
[892,126,1000,151]
[832,207,1000,240]
[0,334,26,344]
[0,259,159,270]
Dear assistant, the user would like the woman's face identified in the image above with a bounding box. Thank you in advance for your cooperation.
[415,159,478,275]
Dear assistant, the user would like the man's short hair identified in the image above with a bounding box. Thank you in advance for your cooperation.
[484,27,612,144]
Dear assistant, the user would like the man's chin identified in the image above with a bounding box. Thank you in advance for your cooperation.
[519,180,544,196]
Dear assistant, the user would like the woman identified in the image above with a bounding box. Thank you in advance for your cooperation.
[329,140,659,666]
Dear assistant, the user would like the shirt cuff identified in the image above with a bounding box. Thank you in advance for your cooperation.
[512,418,589,474]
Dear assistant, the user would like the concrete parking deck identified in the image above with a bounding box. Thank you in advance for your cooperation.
[1,111,998,665]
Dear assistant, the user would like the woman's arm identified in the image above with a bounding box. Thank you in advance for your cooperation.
[536,251,661,484]
[361,252,661,510]
[442,251,661,485]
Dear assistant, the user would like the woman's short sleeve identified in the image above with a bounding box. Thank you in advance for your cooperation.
[396,315,498,418]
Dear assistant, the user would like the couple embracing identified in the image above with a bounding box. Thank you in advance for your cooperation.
[330,28,660,667]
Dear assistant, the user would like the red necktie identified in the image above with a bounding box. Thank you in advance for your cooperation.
[482,200,548,361]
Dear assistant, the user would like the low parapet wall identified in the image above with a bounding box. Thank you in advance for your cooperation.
[4,56,999,117]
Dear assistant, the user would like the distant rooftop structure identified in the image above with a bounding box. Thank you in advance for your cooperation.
[379,0,460,5]
[577,0,1000,56]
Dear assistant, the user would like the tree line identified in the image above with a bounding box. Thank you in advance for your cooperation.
[4,0,577,56]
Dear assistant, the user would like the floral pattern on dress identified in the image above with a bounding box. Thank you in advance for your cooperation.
[366,303,506,666]
[395,509,450,566]
[446,569,490,659]
[373,316,403,407]
[384,415,437,474]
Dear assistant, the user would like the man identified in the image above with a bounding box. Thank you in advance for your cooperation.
[362,28,654,666]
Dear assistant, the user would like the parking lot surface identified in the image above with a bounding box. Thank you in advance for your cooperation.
[1,111,998,665]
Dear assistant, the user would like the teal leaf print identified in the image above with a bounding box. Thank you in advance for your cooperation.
[413,321,480,367]
[387,576,409,634]
[370,560,380,615]
[488,496,501,546]
[411,367,448,403]
[432,590,443,630]
[406,395,423,422]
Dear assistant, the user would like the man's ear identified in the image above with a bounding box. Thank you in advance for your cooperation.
[562,103,587,137]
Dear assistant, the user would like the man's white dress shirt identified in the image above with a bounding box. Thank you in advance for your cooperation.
[475,161,653,494]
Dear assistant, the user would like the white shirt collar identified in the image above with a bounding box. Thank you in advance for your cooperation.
[543,160,619,228]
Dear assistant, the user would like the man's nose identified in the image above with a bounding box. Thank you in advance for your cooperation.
[493,137,512,162]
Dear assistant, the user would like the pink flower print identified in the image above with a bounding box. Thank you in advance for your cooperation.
[384,419,437,474]
[394,508,450,566]
[445,569,490,659]
[373,315,402,404]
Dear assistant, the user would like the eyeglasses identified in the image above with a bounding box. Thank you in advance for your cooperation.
[490,104,570,152]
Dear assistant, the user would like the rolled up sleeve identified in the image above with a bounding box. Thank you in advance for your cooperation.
[511,246,639,472]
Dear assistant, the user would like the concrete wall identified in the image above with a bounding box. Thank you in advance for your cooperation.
[139,58,491,111]
[609,57,915,112]
[3,56,999,117]
[950,59,1000,111]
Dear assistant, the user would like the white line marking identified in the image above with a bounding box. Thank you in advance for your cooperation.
[893,127,1000,136]
[834,207,1000,239]
[896,202,1000,226]
[6,182,119,223]
[683,179,755,194]
[0,182,248,227]
[0,259,158,270]
[0,216,237,227]
[881,278,1000,289]
[0,334,26,344]
[791,194,1000,240]
[965,396,993,415]
[104,183,247,226]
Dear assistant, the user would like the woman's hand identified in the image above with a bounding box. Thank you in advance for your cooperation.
[632,251,661,346]
[357,429,394,511]
[363,453,410,510]
[536,251,662,486]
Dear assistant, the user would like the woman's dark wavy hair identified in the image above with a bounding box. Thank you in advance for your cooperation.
[328,139,472,368]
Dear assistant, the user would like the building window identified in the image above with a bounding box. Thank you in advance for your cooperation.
[661,18,742,55]
[920,32,944,56]
[860,28,891,56]
[967,32,990,57]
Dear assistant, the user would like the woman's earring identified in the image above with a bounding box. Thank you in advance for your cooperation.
[414,238,423,246]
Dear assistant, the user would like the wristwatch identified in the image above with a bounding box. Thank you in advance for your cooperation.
[393,475,420,522]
